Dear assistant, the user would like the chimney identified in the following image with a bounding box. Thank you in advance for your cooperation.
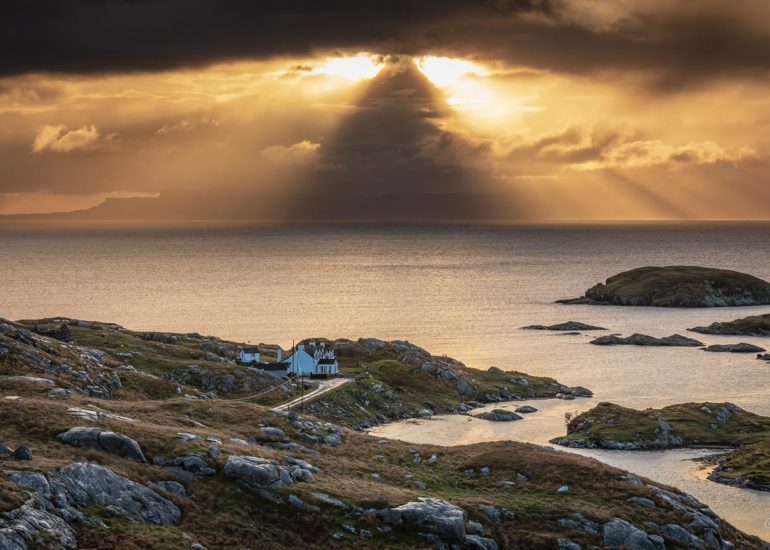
[277,348,283,362]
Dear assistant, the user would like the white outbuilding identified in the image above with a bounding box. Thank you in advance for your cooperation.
[238,347,261,364]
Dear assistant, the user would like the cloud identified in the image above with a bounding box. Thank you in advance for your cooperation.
[156,117,221,135]
[261,140,321,166]
[577,140,758,170]
[506,127,758,171]
[32,124,119,153]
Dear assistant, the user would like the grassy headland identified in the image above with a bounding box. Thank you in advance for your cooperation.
[552,402,770,492]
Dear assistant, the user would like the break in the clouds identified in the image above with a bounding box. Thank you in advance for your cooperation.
[31,125,119,154]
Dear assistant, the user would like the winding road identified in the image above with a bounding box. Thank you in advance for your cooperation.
[272,377,352,412]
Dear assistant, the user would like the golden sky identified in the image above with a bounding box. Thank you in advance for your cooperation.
[2,0,769,220]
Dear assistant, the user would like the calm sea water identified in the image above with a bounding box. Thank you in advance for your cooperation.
[2,222,770,538]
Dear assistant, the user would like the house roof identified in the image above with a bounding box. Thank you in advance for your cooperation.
[240,347,261,354]
[318,358,336,364]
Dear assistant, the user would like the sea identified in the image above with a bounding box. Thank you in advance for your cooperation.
[2,221,769,539]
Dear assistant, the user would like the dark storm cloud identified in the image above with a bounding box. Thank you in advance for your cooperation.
[0,0,556,75]
[3,0,769,87]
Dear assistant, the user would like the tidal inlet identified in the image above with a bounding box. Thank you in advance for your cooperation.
[2,2,770,549]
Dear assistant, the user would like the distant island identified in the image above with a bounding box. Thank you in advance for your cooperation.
[558,266,770,307]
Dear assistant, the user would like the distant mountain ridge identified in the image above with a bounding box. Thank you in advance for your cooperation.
[1,187,525,223]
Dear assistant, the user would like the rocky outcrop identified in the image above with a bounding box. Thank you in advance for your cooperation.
[553,417,683,450]
[169,364,288,396]
[0,318,123,398]
[690,313,770,336]
[375,498,467,543]
[602,518,664,549]
[475,409,522,422]
[521,321,607,331]
[590,333,704,347]
[0,501,77,550]
[558,266,770,307]
[703,343,766,353]
[8,463,181,528]
[57,427,146,462]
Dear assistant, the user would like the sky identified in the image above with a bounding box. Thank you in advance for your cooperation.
[2,0,770,220]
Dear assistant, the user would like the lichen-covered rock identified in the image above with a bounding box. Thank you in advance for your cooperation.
[376,497,466,543]
[602,518,664,550]
[0,501,77,550]
[223,456,294,489]
[8,463,181,526]
[58,427,146,463]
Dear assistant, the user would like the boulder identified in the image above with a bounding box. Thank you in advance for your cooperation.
[0,443,13,457]
[376,497,466,543]
[515,406,538,414]
[12,446,32,461]
[602,519,663,550]
[58,427,146,463]
[223,456,294,489]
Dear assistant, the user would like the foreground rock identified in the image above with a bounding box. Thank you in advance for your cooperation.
[590,333,704,347]
[58,427,147,462]
[703,343,766,353]
[521,321,607,331]
[690,312,770,336]
[8,462,181,526]
[558,265,770,307]
[0,501,77,550]
[375,498,467,543]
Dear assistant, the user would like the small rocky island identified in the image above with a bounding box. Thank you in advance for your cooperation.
[690,313,770,336]
[590,333,704,347]
[551,402,770,492]
[558,266,770,307]
[521,321,607,331]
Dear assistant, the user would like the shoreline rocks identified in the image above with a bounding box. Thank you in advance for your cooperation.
[521,321,607,331]
[703,343,766,353]
[590,333,704,347]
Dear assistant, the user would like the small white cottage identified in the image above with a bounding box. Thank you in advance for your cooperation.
[285,342,339,378]
[238,347,261,364]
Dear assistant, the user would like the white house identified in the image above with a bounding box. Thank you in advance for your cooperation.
[285,342,339,378]
[239,347,261,364]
